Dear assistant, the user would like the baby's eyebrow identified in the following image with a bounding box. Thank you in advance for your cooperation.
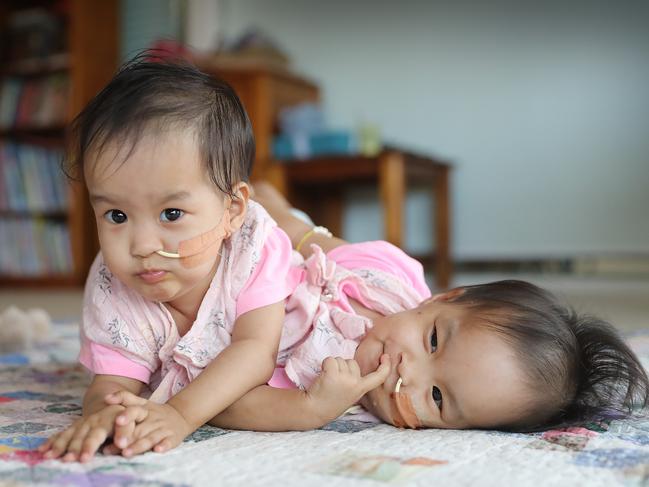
[158,191,191,204]
[90,193,117,205]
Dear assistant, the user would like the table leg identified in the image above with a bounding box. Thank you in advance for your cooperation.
[379,151,405,248]
[434,165,451,289]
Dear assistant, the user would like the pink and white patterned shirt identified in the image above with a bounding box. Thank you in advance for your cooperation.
[273,241,431,390]
[79,201,294,402]
[80,200,431,402]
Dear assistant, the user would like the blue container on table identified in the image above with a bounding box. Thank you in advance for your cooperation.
[272,131,357,160]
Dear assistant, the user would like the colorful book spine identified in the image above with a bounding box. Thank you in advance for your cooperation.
[0,74,69,129]
[0,142,67,212]
[0,217,73,276]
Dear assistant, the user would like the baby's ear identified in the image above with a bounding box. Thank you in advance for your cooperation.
[423,288,465,304]
[227,182,250,231]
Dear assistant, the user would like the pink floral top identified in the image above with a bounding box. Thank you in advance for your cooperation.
[79,201,294,402]
[80,199,431,402]
[273,241,431,390]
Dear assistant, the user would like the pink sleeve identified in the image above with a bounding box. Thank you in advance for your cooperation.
[327,241,431,299]
[236,226,294,317]
[79,339,151,383]
[268,367,296,389]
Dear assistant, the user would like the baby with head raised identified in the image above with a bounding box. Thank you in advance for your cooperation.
[40,54,299,461]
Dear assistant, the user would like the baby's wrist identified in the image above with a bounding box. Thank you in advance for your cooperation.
[165,399,198,433]
[303,389,337,428]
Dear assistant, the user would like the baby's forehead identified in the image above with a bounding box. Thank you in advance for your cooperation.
[442,301,516,330]
[85,127,201,177]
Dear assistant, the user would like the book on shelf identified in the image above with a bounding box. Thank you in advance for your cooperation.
[0,142,68,213]
[0,74,69,130]
[0,217,72,276]
[3,6,67,64]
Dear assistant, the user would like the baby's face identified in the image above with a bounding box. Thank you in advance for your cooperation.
[85,129,228,305]
[354,295,533,429]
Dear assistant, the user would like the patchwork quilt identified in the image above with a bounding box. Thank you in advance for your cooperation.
[1,322,649,486]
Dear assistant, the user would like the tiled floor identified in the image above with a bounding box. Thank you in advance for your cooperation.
[1,273,648,332]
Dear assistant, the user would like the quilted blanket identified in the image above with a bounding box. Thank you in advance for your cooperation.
[1,322,649,486]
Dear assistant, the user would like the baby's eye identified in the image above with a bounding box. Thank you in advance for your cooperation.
[160,208,184,222]
[104,209,127,224]
[432,386,443,410]
[430,327,438,352]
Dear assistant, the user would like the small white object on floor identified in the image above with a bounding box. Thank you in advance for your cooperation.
[0,306,51,353]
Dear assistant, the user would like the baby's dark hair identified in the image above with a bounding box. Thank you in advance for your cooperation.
[451,280,649,432]
[64,51,254,197]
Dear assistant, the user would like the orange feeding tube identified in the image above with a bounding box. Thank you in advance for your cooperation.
[390,378,422,429]
[155,211,231,268]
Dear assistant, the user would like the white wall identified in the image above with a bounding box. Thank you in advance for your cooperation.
[121,0,183,59]
[138,0,649,260]
[219,0,649,259]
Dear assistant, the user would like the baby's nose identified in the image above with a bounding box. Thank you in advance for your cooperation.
[131,226,162,258]
[396,351,428,390]
[396,352,409,382]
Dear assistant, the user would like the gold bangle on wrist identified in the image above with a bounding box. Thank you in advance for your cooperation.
[295,225,333,252]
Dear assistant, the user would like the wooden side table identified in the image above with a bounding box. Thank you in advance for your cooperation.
[195,62,452,288]
[280,149,452,290]
[196,60,319,191]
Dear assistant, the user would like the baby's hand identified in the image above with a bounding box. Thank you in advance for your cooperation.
[102,391,147,455]
[37,404,125,462]
[104,391,193,457]
[306,354,391,425]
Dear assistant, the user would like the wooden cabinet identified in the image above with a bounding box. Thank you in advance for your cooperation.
[196,62,452,288]
[0,0,119,287]
[283,149,452,289]
[196,61,319,192]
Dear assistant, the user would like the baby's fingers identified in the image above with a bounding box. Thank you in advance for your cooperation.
[37,435,55,453]
[346,359,361,376]
[62,423,91,462]
[122,428,171,457]
[321,356,339,373]
[42,427,76,459]
[102,443,121,456]
[360,354,391,393]
[105,390,147,407]
[114,406,148,449]
[78,428,109,463]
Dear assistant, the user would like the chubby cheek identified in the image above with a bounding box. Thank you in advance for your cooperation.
[362,388,393,425]
[98,237,130,280]
[174,262,214,285]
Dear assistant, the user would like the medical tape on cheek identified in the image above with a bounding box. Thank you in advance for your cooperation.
[155,211,231,268]
[390,377,423,429]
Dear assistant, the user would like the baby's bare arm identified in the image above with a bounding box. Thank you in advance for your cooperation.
[210,355,391,431]
[106,354,391,452]
[166,300,285,430]
[82,374,144,416]
[252,182,348,258]
[107,300,286,455]
[109,385,321,447]
[208,385,319,431]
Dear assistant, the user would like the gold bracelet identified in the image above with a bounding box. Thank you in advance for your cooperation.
[295,225,333,252]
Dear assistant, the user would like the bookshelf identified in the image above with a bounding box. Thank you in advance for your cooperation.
[0,0,118,287]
